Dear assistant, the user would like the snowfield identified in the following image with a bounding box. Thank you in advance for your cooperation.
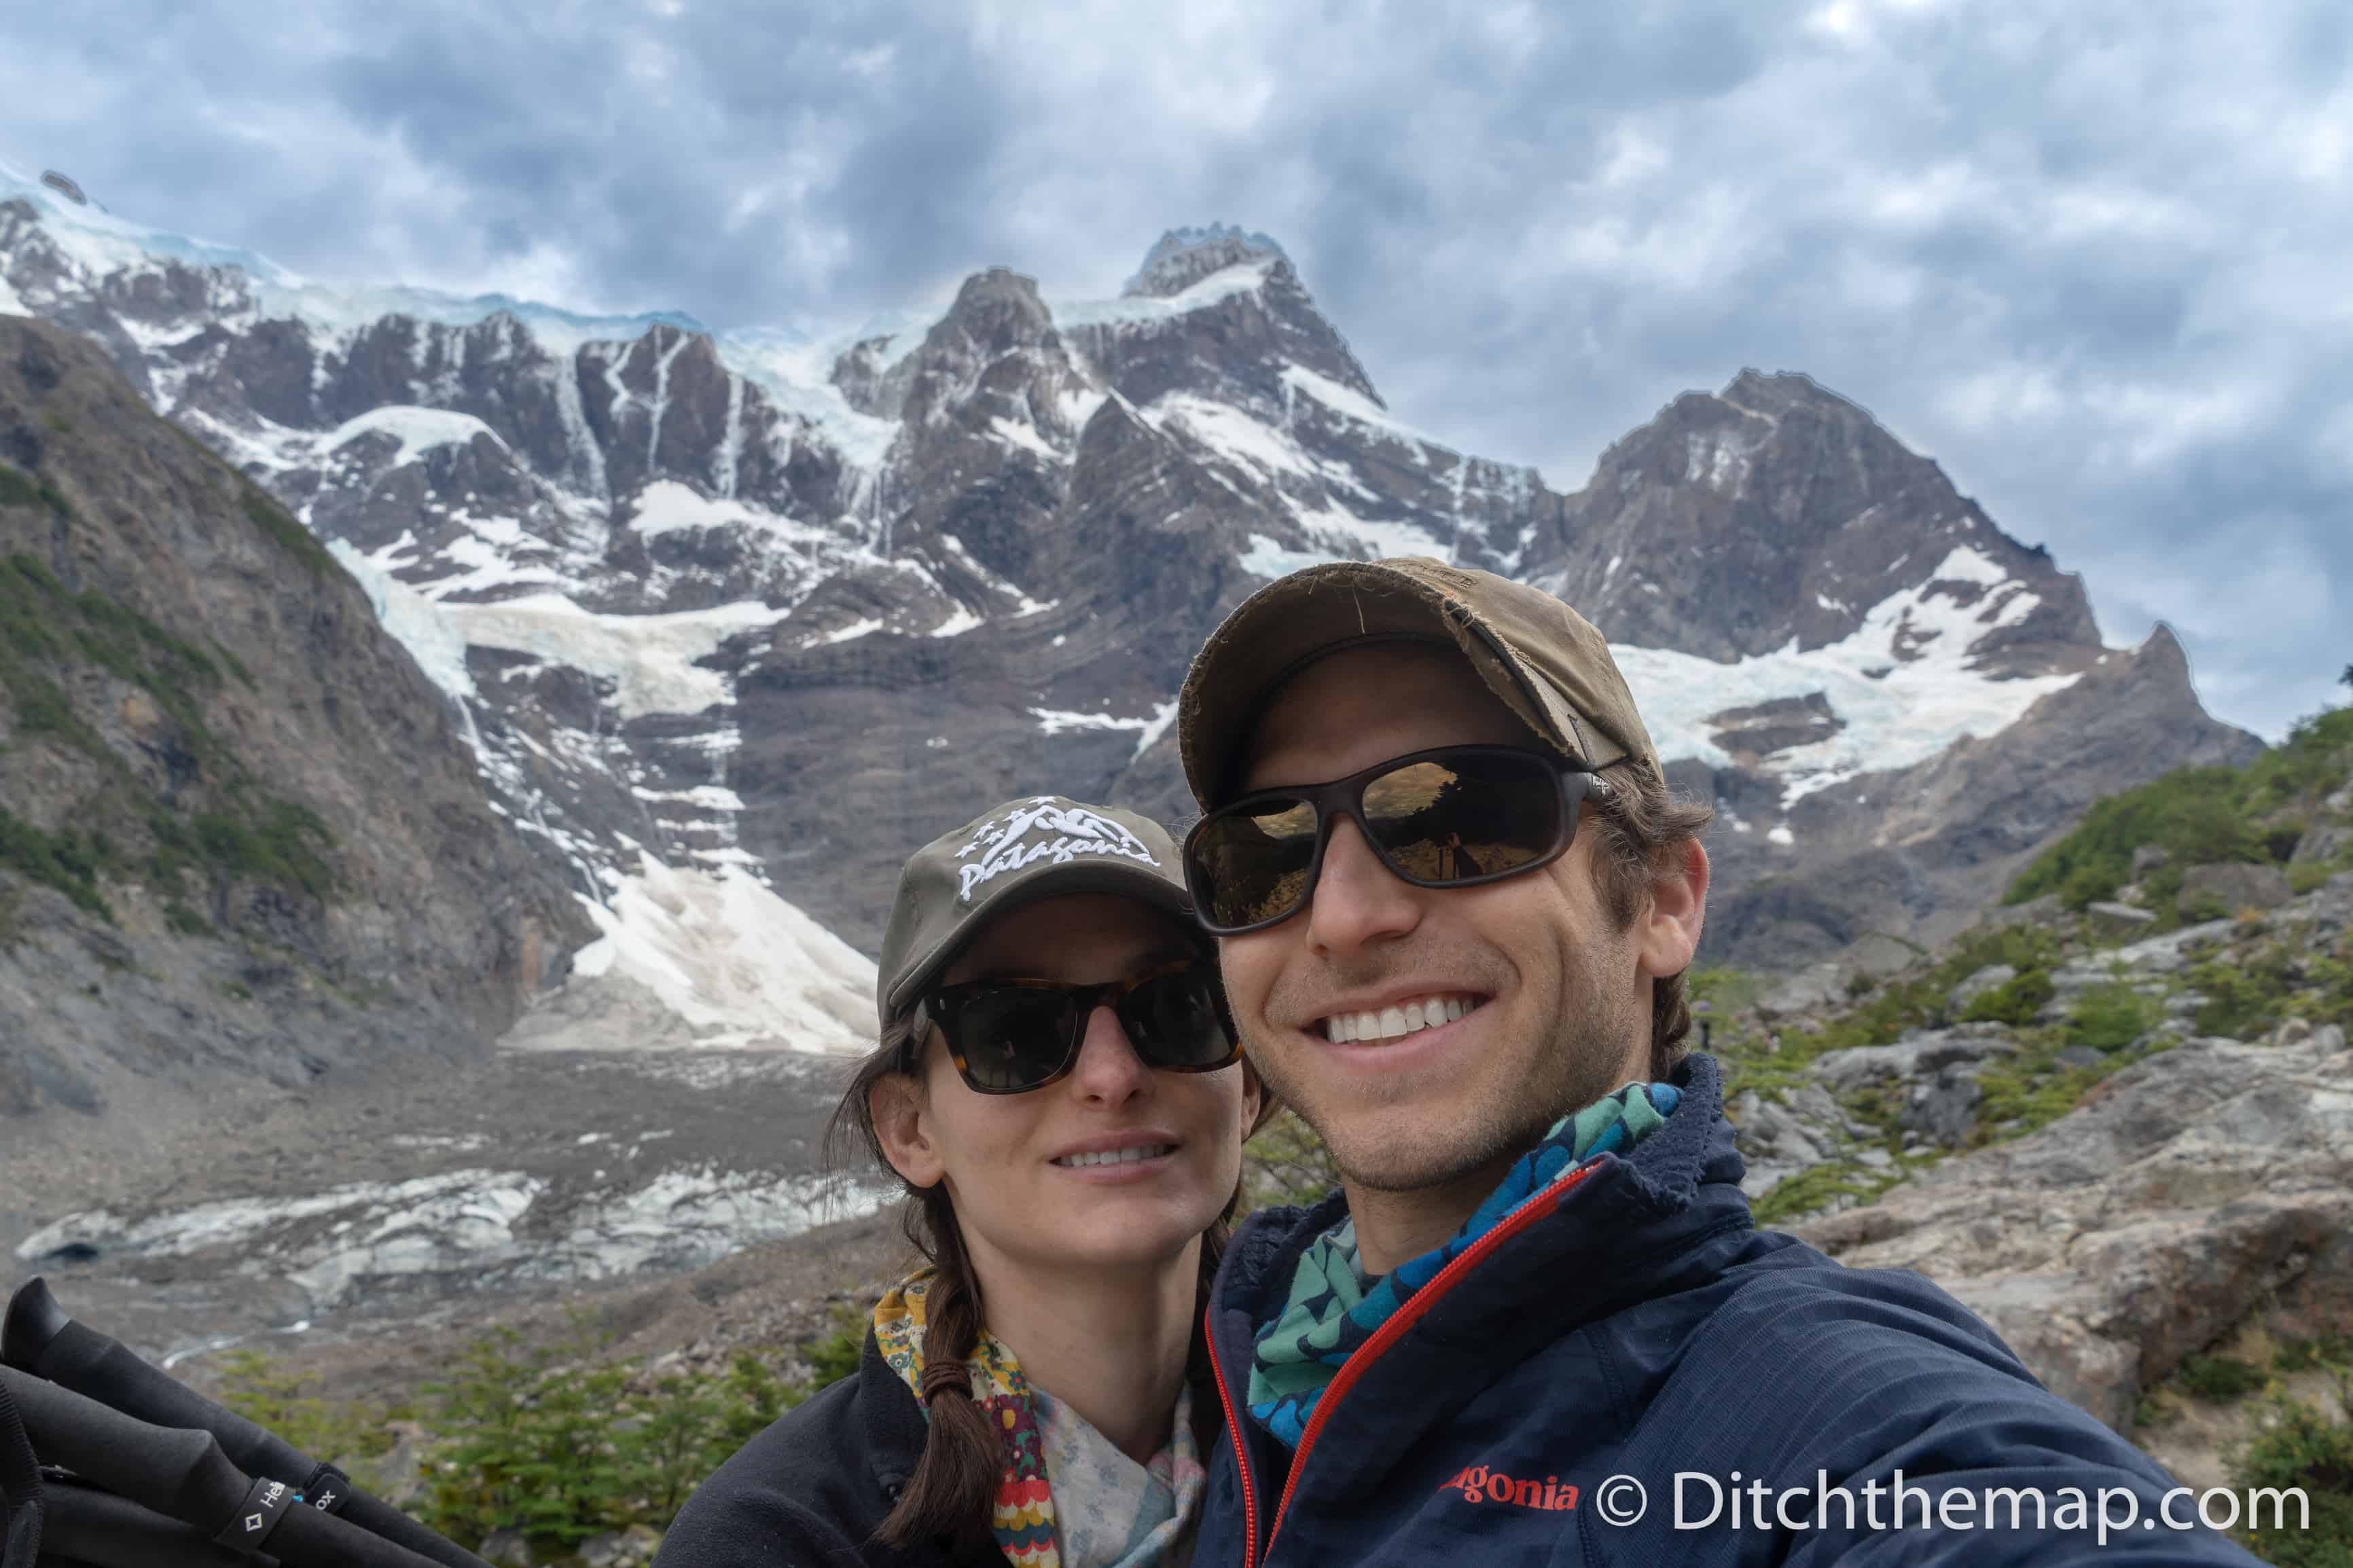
[566,854,876,1055]
[1611,546,2082,802]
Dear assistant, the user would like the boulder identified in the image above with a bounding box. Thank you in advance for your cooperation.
[2176,862,2291,917]
[2130,843,2173,877]
[1902,1068,1984,1147]
[2051,917,2234,995]
[579,1527,664,1567]
[2085,900,2159,937]
[1978,894,2068,932]
[2293,821,2351,865]
[1797,1027,2353,1432]
[1847,932,1926,980]
[1810,1024,2017,1095]
[479,1532,535,1568]
[1730,1089,1829,1177]
[1755,960,1848,1021]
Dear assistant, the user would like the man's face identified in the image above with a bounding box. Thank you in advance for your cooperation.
[1215,643,1655,1195]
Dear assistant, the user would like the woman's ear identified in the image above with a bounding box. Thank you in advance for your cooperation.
[869,1063,947,1189]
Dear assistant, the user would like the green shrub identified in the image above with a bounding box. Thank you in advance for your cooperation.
[2064,983,2163,1053]
[0,462,73,518]
[0,809,113,917]
[2229,1368,2353,1567]
[0,463,42,511]
[1242,1107,1345,1213]
[2294,953,2353,1030]
[2009,767,2265,909]
[2189,950,2296,1040]
[2180,887,2235,925]
[2276,1338,2353,1375]
[1750,1160,1901,1226]
[240,484,338,577]
[215,1348,401,1484]
[2179,1353,2269,1402]
[164,899,215,937]
[1973,1052,2108,1139]
[2293,862,2343,896]
[394,1326,810,1551]
[800,1315,865,1392]
[2009,706,2353,915]
[417,1330,618,1548]
[1687,965,1765,1015]
[1958,968,2055,1026]
[189,801,337,898]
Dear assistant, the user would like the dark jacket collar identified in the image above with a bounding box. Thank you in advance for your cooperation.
[1214,1051,1753,1347]
[857,1327,931,1501]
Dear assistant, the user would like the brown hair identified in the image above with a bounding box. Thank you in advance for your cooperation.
[1579,761,1714,1079]
[826,1011,1247,1552]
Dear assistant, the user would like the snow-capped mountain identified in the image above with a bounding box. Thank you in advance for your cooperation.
[0,166,2259,1000]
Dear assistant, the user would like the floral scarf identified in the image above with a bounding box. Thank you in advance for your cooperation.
[874,1271,1204,1568]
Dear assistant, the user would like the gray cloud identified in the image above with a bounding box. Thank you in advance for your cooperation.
[3,0,2344,736]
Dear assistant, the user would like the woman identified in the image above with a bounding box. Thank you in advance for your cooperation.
[659,795,1261,1568]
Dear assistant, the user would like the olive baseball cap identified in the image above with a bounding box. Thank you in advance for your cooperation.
[1177,557,1663,807]
[876,795,1202,1027]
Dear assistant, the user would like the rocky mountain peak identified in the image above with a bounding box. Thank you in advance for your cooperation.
[1719,367,1853,421]
[1121,223,1289,298]
[1534,368,2102,670]
[893,266,1085,433]
[941,266,1057,346]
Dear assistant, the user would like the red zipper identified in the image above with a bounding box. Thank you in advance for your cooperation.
[1258,1164,1600,1563]
[1204,1300,1261,1568]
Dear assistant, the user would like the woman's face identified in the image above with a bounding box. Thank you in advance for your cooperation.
[872,892,1259,1277]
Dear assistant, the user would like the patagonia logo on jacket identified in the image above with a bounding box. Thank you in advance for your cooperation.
[1443,1466,1579,1512]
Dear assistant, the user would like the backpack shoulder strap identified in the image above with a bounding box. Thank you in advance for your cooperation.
[0,1374,43,1567]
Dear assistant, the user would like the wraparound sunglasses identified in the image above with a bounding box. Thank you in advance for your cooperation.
[1182,743,1611,936]
[906,958,1242,1095]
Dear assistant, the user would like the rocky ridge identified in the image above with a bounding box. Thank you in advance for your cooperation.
[0,315,589,1129]
[0,163,2258,1009]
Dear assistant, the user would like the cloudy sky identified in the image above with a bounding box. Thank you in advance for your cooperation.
[3,0,2346,738]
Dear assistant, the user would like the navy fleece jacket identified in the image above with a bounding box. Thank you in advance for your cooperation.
[1194,1054,2266,1567]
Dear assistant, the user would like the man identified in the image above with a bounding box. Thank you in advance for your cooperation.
[1174,558,2258,1565]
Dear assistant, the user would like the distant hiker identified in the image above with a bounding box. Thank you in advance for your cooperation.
[659,796,1262,1568]
[1437,831,1481,880]
[1172,558,2259,1565]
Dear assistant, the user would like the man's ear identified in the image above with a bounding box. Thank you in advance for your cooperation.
[869,1063,946,1189]
[1635,837,1708,981]
[1238,1057,1266,1137]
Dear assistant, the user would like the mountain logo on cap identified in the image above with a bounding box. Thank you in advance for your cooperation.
[954,797,1160,900]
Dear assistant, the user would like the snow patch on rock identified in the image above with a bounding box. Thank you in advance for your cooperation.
[1612,547,2080,794]
[325,405,507,466]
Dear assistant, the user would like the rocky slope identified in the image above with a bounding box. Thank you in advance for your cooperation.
[0,176,2258,1002]
[1702,723,2353,1455]
[0,316,588,1125]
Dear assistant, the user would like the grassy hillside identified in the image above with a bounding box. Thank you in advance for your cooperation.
[2006,705,2353,919]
